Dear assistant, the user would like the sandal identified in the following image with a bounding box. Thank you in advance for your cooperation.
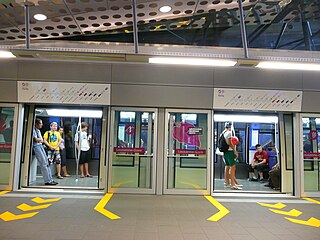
[86,175,93,178]
[80,175,85,178]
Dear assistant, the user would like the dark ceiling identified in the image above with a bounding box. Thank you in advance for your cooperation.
[0,0,319,51]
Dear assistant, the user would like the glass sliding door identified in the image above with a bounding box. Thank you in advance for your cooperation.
[301,115,320,197]
[0,104,18,190]
[164,109,211,195]
[109,108,157,194]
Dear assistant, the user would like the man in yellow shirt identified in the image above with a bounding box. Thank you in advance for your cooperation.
[43,122,63,179]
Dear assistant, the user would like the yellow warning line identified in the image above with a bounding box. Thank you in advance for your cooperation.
[180,181,229,222]
[204,196,230,222]
[94,193,120,220]
[303,197,320,205]
[0,190,10,195]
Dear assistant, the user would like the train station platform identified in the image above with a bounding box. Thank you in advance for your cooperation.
[0,191,319,240]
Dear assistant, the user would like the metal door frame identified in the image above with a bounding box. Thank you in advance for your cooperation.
[164,109,212,195]
[0,103,18,191]
[298,113,320,198]
[21,104,106,190]
[108,107,158,194]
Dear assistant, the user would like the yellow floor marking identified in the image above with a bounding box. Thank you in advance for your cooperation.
[0,190,10,195]
[113,181,133,188]
[257,202,286,209]
[285,217,320,228]
[303,197,320,205]
[32,197,61,204]
[94,193,120,220]
[269,208,302,217]
[17,203,52,211]
[0,211,38,222]
[204,196,230,222]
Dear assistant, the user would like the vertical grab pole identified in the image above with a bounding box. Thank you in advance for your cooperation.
[75,116,82,181]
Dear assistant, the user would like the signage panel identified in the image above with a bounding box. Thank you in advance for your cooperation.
[213,88,302,112]
[18,81,111,105]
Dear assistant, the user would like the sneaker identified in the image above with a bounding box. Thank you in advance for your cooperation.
[248,177,258,182]
[224,183,231,188]
[45,181,58,185]
[259,178,265,182]
[231,185,243,190]
[235,184,243,187]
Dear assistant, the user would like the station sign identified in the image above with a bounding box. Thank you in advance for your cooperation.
[113,147,145,154]
[176,149,206,155]
[18,81,111,105]
[213,88,302,112]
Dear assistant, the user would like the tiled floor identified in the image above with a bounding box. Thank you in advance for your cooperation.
[0,192,319,240]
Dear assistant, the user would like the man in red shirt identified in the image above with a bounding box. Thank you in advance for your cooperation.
[248,144,269,181]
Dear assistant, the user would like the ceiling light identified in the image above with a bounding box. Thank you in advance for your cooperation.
[149,57,237,67]
[34,14,47,21]
[0,50,16,58]
[159,6,172,13]
[214,114,278,124]
[46,109,102,118]
[256,61,320,71]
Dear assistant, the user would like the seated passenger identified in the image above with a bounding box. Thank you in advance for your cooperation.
[264,162,280,190]
[248,144,269,181]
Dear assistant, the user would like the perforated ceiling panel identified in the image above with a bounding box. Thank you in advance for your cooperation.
[0,0,319,44]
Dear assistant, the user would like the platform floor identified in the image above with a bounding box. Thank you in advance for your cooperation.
[0,191,319,240]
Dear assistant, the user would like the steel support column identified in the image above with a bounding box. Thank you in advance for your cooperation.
[132,0,139,54]
[24,4,30,49]
[238,0,249,58]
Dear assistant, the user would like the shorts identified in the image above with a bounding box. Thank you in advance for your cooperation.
[79,150,91,164]
[223,151,237,166]
[47,150,61,164]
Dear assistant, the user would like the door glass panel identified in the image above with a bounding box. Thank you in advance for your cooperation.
[29,107,103,188]
[302,117,320,192]
[0,107,15,186]
[167,112,208,190]
[111,110,154,189]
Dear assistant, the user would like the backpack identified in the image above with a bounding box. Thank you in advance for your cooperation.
[218,130,229,153]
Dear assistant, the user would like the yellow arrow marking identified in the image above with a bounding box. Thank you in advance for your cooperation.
[257,202,286,209]
[94,193,120,220]
[32,197,61,204]
[303,197,320,205]
[0,211,38,222]
[269,208,302,217]
[205,196,230,222]
[285,217,320,228]
[17,203,52,211]
[0,190,10,195]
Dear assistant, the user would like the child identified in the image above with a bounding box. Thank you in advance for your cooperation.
[43,122,63,179]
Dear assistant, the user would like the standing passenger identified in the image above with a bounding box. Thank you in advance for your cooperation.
[43,122,63,179]
[75,122,92,178]
[58,127,70,177]
[32,119,57,185]
[222,122,241,190]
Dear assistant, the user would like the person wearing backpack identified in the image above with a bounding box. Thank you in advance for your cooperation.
[220,122,241,190]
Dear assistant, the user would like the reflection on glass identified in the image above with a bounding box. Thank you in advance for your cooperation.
[167,112,208,190]
[112,111,154,189]
[302,117,320,192]
[0,107,15,186]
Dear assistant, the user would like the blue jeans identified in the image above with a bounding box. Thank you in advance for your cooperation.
[33,145,53,183]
